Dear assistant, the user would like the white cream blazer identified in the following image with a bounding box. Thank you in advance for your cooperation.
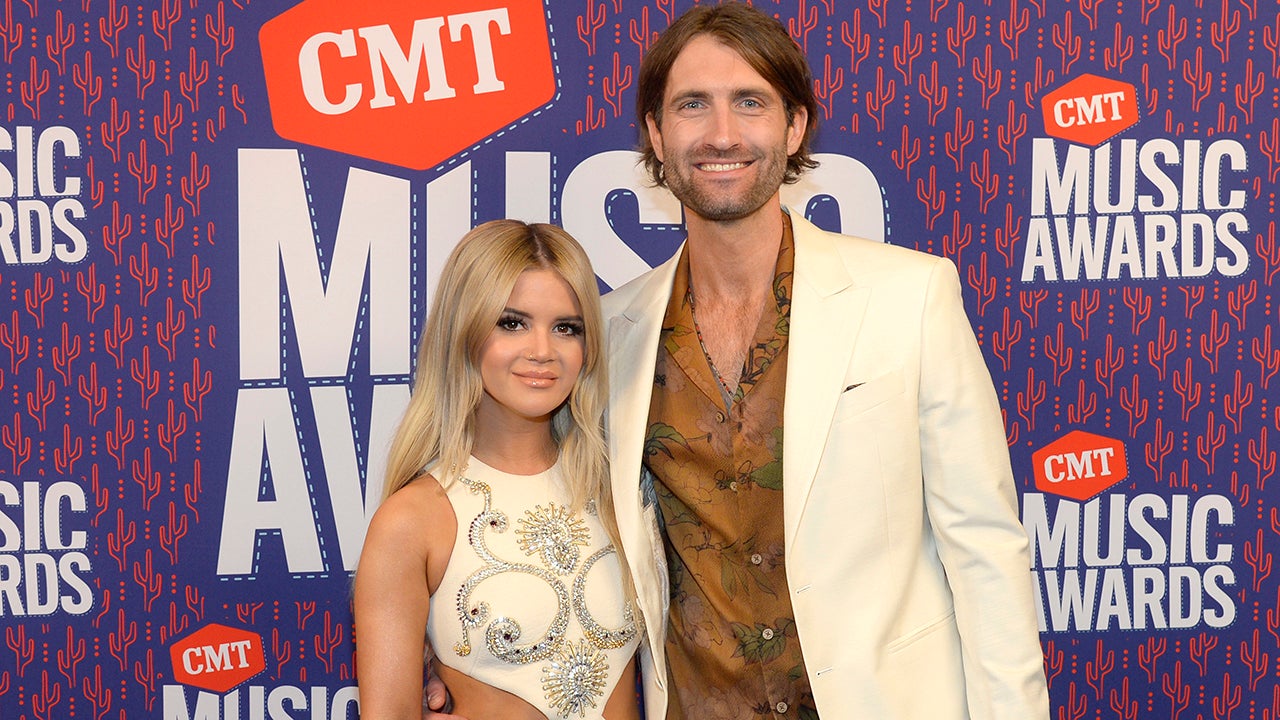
[602,212,1050,720]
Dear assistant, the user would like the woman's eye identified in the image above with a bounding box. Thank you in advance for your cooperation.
[555,322,584,336]
[497,316,524,331]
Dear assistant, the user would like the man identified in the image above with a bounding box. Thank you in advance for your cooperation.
[425,3,1048,718]
[601,4,1049,719]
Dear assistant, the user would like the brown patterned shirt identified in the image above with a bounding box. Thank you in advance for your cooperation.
[644,217,818,720]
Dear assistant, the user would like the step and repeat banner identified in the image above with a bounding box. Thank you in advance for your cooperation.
[1,0,1277,717]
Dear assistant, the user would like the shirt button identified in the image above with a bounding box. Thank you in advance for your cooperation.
[761,627,774,640]
[750,553,763,565]
[775,701,789,713]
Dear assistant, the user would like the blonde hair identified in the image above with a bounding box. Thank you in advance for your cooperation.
[383,220,627,584]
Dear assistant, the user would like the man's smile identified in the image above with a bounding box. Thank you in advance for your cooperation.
[697,161,752,172]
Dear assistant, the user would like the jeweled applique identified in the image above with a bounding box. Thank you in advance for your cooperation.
[541,639,610,718]
[575,546,638,650]
[450,472,639,717]
[517,503,590,575]
[453,480,569,663]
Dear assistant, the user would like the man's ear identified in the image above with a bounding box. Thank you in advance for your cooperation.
[785,107,807,156]
[645,112,665,163]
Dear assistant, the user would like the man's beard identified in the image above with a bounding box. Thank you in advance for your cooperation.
[662,145,789,222]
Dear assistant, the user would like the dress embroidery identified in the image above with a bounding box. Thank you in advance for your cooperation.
[450,475,638,718]
[453,479,570,664]
[542,639,611,718]
[517,504,591,575]
[575,546,638,650]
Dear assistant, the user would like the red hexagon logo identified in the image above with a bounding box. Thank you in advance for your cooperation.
[260,0,557,170]
[1040,74,1139,146]
[170,623,266,693]
[1032,430,1128,501]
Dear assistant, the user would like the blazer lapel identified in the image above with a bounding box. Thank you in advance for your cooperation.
[607,253,679,523]
[783,214,870,551]
[605,251,680,665]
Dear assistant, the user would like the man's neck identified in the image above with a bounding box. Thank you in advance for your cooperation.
[681,201,786,393]
[684,199,785,301]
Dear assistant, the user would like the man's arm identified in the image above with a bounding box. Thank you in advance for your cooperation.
[915,257,1051,719]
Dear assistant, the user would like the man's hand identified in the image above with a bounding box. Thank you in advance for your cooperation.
[421,655,468,720]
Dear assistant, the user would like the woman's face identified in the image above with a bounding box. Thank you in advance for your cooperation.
[475,268,586,429]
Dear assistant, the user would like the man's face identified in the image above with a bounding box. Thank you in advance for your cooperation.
[645,35,806,223]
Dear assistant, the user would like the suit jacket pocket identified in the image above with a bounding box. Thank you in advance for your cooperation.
[832,368,904,423]
[885,610,958,654]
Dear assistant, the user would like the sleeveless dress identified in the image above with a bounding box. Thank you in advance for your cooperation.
[426,456,640,719]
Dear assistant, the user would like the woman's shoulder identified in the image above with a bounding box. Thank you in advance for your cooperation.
[364,474,454,550]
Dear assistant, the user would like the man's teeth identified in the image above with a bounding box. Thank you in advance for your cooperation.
[701,162,747,171]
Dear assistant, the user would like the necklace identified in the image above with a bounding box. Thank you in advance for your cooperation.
[686,285,737,397]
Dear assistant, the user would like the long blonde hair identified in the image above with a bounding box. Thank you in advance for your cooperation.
[383,220,625,575]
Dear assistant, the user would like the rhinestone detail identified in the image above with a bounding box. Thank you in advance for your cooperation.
[541,639,610,718]
[453,479,569,663]
[448,471,640,717]
[516,503,590,575]
[574,545,637,650]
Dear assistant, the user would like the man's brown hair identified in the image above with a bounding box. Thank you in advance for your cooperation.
[636,2,821,187]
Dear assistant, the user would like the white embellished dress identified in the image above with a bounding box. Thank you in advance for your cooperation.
[426,456,640,719]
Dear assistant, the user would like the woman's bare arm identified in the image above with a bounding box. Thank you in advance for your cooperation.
[354,478,465,720]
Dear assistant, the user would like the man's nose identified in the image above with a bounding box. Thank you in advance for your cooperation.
[705,105,742,149]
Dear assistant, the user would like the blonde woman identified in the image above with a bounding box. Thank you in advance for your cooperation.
[354,220,639,720]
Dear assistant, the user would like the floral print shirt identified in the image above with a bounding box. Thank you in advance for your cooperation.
[644,217,818,720]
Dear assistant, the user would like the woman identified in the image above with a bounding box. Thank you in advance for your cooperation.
[354,220,639,720]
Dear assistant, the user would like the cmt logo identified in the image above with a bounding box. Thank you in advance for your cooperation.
[1032,430,1128,501]
[169,623,266,693]
[1040,74,1138,146]
[260,0,556,169]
